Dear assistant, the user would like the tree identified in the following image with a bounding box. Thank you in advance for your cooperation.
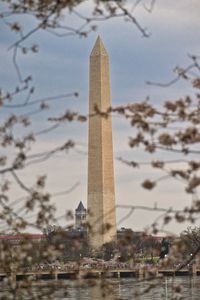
[0,1,154,298]
[180,226,200,260]
[159,238,170,259]
[115,62,200,233]
[0,0,200,299]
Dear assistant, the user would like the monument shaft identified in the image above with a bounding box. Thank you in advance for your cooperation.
[87,37,116,248]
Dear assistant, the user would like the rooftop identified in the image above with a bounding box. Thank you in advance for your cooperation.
[75,201,86,212]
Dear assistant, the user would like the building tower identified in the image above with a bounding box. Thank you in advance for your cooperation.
[75,201,87,230]
[87,36,117,248]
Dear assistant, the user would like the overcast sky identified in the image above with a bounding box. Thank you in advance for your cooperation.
[1,0,200,235]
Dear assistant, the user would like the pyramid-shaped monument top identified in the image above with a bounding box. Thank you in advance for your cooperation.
[90,36,108,57]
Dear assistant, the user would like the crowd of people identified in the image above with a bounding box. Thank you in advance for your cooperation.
[24,260,128,272]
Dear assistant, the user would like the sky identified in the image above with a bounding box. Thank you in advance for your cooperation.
[0,0,200,235]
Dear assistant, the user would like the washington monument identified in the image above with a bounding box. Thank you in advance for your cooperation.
[87,36,117,249]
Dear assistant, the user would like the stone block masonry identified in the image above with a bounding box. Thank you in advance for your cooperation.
[87,37,117,249]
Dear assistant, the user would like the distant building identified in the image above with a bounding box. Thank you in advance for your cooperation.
[0,233,46,246]
[75,201,87,230]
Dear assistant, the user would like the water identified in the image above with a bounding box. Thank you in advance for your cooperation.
[57,277,200,300]
[1,277,200,299]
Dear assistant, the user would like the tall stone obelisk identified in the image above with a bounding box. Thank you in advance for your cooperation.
[87,36,116,249]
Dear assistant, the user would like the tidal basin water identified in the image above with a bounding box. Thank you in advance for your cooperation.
[42,277,200,299]
[58,277,200,300]
[1,277,200,299]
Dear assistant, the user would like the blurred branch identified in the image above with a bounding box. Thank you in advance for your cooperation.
[3,92,78,108]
